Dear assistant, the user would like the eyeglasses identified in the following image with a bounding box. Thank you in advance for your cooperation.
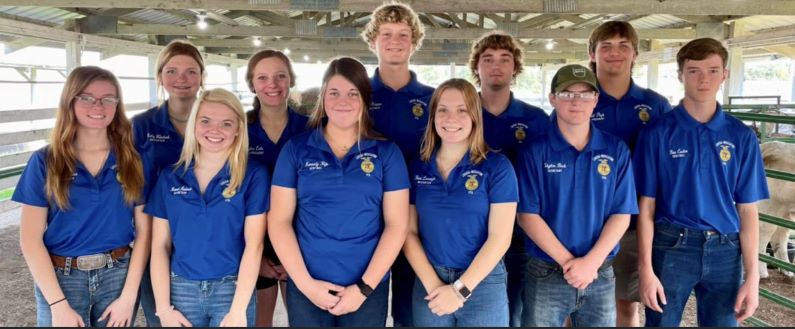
[74,94,120,107]
[555,91,597,101]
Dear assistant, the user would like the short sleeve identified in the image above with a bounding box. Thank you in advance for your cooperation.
[11,150,50,207]
[734,132,770,203]
[244,164,271,215]
[272,140,299,188]
[488,155,518,204]
[610,143,639,215]
[633,129,658,198]
[381,142,410,192]
[143,168,169,219]
[516,145,542,214]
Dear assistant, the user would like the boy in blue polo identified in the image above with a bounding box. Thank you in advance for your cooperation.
[635,38,769,327]
[587,21,672,326]
[361,3,434,325]
[516,64,637,327]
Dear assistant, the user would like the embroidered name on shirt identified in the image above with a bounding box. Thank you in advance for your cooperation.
[147,133,171,143]
[591,112,606,121]
[249,145,265,155]
[170,186,193,195]
[304,161,329,171]
[370,102,382,111]
[414,175,437,185]
[544,162,567,173]
[669,148,689,159]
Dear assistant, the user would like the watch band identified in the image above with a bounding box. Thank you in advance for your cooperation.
[453,279,471,300]
[356,279,374,298]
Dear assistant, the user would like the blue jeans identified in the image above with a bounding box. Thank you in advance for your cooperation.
[391,252,415,326]
[35,253,131,326]
[505,226,529,327]
[412,261,509,327]
[170,273,256,327]
[644,222,742,327]
[522,258,616,327]
[286,279,389,327]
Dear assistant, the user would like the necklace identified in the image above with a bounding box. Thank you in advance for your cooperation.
[169,114,189,123]
[324,131,354,153]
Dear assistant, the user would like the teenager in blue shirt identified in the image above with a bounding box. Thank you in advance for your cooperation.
[269,57,410,327]
[360,4,434,325]
[468,31,550,327]
[516,64,638,327]
[405,79,518,326]
[131,40,205,326]
[244,49,309,327]
[15,66,148,327]
[587,21,672,327]
[635,38,770,327]
[146,89,269,327]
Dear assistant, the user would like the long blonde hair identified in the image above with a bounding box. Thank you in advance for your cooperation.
[419,78,489,165]
[46,66,144,209]
[176,88,249,195]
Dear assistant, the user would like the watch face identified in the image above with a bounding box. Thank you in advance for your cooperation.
[459,286,471,298]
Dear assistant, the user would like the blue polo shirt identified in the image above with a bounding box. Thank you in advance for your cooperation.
[12,148,136,257]
[482,93,550,162]
[132,102,185,198]
[272,128,410,286]
[592,80,672,150]
[633,104,769,233]
[410,151,518,270]
[247,107,309,173]
[144,161,270,280]
[370,69,435,164]
[516,119,638,262]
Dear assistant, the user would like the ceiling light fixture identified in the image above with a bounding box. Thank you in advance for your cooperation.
[196,11,208,30]
[252,37,262,47]
[545,39,556,50]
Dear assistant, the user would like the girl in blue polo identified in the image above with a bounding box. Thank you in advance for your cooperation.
[269,57,410,327]
[146,89,269,327]
[404,78,518,326]
[131,39,205,326]
[14,66,148,327]
[244,49,309,326]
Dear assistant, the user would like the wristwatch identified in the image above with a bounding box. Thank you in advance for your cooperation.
[453,279,471,300]
[356,279,374,298]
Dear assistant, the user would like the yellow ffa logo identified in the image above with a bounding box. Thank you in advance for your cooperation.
[719,145,732,162]
[222,187,236,199]
[515,126,526,141]
[116,172,123,184]
[597,159,611,177]
[361,157,375,174]
[638,109,650,122]
[412,103,424,118]
[465,175,479,192]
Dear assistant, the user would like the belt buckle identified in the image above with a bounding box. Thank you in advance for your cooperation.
[76,254,107,270]
[705,230,718,236]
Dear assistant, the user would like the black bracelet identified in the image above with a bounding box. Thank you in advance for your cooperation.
[49,297,67,307]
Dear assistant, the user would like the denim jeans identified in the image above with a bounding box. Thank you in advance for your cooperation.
[133,264,160,327]
[522,257,616,327]
[35,253,131,327]
[412,261,509,327]
[286,278,389,327]
[391,252,415,326]
[170,273,256,327]
[505,227,529,327]
[644,222,742,327]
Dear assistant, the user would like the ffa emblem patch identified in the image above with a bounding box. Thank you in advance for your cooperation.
[719,145,731,162]
[412,103,424,118]
[597,159,611,177]
[465,175,479,191]
[361,157,375,174]
[116,172,123,184]
[515,126,526,141]
[222,187,236,199]
[638,109,650,122]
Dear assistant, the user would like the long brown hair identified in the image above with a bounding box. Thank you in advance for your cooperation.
[308,57,383,141]
[155,40,206,103]
[46,66,144,209]
[419,78,489,165]
[245,49,297,123]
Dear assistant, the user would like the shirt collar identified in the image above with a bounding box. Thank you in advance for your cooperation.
[548,115,608,152]
[672,102,726,131]
[153,101,178,132]
[371,68,423,94]
[306,126,378,156]
[482,92,525,119]
[597,79,644,102]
